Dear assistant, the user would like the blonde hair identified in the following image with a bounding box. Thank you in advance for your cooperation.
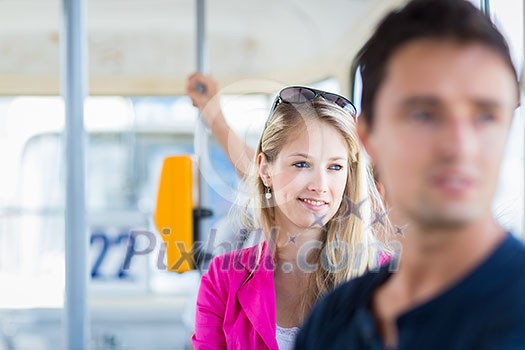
[238,98,392,319]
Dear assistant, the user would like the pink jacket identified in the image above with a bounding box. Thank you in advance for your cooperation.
[192,242,391,349]
[192,242,279,350]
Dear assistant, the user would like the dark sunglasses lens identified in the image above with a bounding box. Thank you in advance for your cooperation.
[323,94,356,116]
[280,87,316,103]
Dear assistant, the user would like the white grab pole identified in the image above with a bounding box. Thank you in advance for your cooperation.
[61,0,89,348]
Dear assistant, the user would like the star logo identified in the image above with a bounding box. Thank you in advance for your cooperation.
[394,225,407,237]
[342,198,367,221]
[371,210,388,228]
[309,213,327,228]
[286,233,298,246]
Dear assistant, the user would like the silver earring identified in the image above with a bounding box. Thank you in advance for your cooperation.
[265,186,272,200]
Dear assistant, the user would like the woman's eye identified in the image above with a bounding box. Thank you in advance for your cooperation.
[329,164,343,171]
[293,161,309,168]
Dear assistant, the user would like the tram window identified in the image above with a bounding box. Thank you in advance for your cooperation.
[489,0,523,71]
[0,94,272,307]
[488,0,524,236]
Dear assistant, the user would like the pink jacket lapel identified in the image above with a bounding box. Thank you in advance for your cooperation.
[236,243,279,350]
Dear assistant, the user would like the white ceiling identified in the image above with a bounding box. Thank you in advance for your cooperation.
[0,0,405,95]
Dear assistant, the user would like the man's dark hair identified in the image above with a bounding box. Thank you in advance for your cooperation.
[356,0,519,125]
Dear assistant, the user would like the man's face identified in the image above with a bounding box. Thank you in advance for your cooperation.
[360,40,517,229]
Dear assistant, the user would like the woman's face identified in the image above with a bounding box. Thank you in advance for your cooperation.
[260,119,349,233]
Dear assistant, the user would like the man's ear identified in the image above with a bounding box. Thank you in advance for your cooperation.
[357,115,377,162]
[257,152,272,186]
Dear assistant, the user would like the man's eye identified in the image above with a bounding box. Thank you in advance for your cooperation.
[410,110,435,122]
[293,162,309,168]
[476,112,496,124]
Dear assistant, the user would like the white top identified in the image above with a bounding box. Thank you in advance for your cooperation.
[276,324,300,350]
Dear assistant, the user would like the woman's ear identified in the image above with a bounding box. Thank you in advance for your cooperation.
[257,153,272,187]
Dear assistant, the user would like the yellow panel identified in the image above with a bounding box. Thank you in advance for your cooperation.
[154,156,194,272]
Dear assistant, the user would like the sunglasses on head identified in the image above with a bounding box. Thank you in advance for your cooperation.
[268,86,357,120]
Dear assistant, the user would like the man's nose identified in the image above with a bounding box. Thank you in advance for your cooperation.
[438,118,478,161]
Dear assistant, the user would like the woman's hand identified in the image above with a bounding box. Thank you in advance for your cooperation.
[185,72,254,179]
[186,72,222,127]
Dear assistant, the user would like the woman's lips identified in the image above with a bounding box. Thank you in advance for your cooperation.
[299,197,328,211]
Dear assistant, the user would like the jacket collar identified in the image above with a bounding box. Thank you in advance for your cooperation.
[238,241,275,273]
[236,242,279,350]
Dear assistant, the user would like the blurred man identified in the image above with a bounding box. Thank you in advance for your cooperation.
[295,0,525,348]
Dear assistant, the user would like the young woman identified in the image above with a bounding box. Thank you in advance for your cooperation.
[188,76,391,349]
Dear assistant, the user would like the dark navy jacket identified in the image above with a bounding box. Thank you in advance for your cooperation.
[295,234,525,350]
